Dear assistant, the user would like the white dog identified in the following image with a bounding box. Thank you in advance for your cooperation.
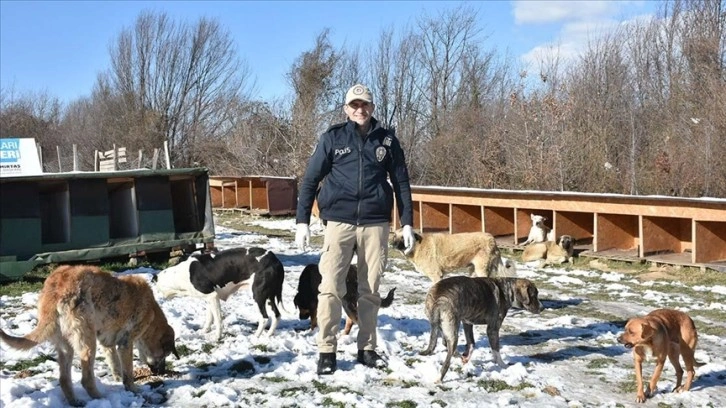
[522,214,554,245]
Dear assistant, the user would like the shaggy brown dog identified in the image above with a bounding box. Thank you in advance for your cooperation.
[521,235,575,265]
[617,309,704,403]
[391,229,516,282]
[419,276,543,382]
[293,264,396,334]
[0,265,178,406]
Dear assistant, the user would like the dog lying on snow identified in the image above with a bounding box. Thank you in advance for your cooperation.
[155,247,285,341]
[521,214,555,245]
[521,234,575,265]
[0,265,178,406]
[391,229,516,282]
[294,263,396,334]
[419,276,543,382]
[617,309,705,403]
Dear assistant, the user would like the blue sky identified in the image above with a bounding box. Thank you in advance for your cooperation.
[0,1,657,104]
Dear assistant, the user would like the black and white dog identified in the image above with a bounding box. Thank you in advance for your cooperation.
[155,247,285,341]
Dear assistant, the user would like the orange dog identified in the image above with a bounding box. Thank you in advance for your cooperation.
[617,309,704,403]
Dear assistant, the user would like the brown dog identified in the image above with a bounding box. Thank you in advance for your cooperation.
[419,276,543,382]
[521,235,575,265]
[293,264,396,334]
[0,265,178,406]
[391,229,516,282]
[617,309,704,403]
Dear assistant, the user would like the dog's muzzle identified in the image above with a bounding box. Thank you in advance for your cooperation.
[390,238,406,252]
[617,336,634,348]
[148,359,167,375]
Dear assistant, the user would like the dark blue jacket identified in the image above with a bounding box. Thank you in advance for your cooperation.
[296,118,414,227]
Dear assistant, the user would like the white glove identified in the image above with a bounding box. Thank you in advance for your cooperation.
[295,223,311,251]
[403,225,415,255]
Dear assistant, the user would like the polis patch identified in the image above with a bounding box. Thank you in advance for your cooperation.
[376,146,387,162]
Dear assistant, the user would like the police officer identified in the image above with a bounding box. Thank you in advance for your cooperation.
[296,84,416,375]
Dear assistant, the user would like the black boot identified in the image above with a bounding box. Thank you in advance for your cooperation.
[317,352,337,375]
[357,350,388,369]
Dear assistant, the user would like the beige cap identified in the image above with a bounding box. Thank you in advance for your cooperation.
[345,84,373,105]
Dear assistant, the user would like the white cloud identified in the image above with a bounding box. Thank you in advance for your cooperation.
[516,1,654,74]
[513,0,630,25]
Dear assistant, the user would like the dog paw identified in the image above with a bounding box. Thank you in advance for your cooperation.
[635,394,646,403]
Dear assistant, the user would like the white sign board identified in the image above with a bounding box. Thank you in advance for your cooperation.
[0,138,43,177]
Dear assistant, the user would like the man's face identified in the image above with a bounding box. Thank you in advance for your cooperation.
[344,100,374,127]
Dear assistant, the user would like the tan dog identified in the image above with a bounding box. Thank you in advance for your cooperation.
[521,235,575,265]
[0,265,179,406]
[391,229,516,282]
[617,309,704,403]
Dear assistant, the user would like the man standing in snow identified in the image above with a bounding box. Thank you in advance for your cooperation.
[295,84,415,375]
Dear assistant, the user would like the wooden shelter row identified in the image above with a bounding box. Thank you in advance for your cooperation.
[209,176,297,216]
[390,187,726,272]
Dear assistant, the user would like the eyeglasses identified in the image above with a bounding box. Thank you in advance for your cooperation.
[347,101,370,110]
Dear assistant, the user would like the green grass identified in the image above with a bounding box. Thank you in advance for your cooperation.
[476,379,534,392]
[264,376,289,383]
[175,344,193,358]
[0,255,179,297]
[251,344,269,352]
[1,354,53,371]
[385,401,417,408]
[0,264,55,296]
[321,397,347,408]
[280,386,308,397]
[587,357,615,369]
[312,380,362,396]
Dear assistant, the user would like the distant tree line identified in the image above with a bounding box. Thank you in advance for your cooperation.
[1,0,724,197]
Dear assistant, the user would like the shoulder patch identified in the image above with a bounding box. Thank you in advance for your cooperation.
[326,122,347,132]
[383,136,392,147]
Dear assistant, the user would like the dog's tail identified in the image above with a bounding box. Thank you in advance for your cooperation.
[380,288,397,308]
[0,322,53,350]
[274,284,289,314]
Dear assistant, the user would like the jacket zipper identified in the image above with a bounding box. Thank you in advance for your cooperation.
[356,132,364,225]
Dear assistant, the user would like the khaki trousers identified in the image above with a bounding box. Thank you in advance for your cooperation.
[316,221,389,353]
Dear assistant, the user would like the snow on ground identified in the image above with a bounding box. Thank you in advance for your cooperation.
[1,216,725,407]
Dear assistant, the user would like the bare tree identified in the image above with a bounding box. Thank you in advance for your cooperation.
[286,29,342,179]
[0,89,64,171]
[105,11,252,167]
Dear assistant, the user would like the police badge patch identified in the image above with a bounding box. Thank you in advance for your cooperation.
[383,136,392,147]
[376,146,387,162]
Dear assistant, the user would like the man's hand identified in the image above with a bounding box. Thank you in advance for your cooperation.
[296,223,311,250]
[403,225,416,255]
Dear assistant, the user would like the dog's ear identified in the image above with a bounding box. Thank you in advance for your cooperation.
[640,322,654,340]
[151,273,159,283]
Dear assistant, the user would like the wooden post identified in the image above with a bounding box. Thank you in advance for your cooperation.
[56,146,62,172]
[152,148,160,170]
[164,140,171,169]
[94,150,99,171]
[138,149,143,169]
[113,144,118,171]
[72,144,78,171]
[37,143,43,172]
